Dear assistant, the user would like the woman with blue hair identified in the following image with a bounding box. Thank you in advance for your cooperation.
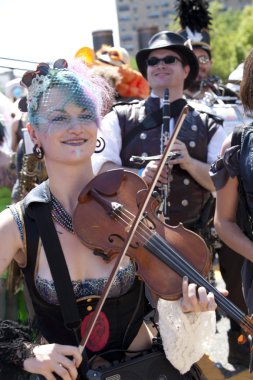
[0,59,218,380]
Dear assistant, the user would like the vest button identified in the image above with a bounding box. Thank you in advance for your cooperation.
[191,125,198,131]
[140,132,147,140]
[181,199,189,206]
[141,152,148,157]
[189,141,196,148]
[87,306,93,311]
[183,178,190,185]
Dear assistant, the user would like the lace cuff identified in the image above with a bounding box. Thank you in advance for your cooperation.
[157,299,216,374]
[0,320,36,368]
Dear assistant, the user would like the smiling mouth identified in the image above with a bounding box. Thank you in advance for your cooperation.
[62,139,88,146]
[155,72,170,77]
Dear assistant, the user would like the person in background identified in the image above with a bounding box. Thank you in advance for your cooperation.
[0,58,218,380]
[175,0,237,102]
[176,0,250,368]
[210,48,253,371]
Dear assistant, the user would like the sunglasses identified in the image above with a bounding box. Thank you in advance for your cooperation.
[146,55,182,67]
[198,55,210,64]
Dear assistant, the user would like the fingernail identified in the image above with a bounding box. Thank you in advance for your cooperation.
[183,276,188,282]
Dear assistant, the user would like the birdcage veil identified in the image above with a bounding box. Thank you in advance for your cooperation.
[18,58,115,131]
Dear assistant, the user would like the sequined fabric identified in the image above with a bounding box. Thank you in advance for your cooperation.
[35,260,136,304]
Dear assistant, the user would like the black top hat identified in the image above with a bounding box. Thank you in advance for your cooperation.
[135,31,199,89]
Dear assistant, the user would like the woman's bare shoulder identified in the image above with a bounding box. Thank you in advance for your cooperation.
[0,207,23,271]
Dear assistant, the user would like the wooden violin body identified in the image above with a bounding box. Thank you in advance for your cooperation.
[73,169,211,300]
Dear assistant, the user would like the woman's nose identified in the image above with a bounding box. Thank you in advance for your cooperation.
[68,118,81,131]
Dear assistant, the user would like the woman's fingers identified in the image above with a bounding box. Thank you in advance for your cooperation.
[181,276,217,312]
[24,343,82,380]
[55,344,83,368]
[55,354,79,379]
[51,362,73,380]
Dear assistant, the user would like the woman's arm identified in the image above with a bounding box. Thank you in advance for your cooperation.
[0,209,83,379]
[214,136,253,262]
[0,208,24,274]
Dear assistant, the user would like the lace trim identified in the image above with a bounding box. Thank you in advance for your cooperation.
[158,298,216,374]
[0,320,37,368]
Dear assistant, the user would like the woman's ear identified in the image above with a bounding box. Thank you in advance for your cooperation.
[27,123,39,145]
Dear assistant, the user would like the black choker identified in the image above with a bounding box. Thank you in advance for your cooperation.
[51,193,74,234]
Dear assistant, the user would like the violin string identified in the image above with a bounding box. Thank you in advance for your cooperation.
[121,207,245,322]
[112,205,245,327]
[113,206,245,323]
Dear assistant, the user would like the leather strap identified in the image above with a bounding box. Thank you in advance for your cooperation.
[29,202,81,336]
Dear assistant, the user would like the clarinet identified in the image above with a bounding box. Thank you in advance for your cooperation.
[157,88,171,222]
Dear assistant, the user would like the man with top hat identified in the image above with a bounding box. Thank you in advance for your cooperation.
[95,30,226,233]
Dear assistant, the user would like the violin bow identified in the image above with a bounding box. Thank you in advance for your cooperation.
[78,104,189,354]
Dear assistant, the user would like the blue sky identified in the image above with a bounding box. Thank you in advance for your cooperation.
[0,0,119,65]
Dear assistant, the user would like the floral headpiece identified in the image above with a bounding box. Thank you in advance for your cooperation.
[18,59,68,113]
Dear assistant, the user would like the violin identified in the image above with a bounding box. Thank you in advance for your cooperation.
[73,168,253,338]
[73,168,211,300]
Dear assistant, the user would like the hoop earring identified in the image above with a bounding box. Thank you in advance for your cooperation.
[33,144,44,160]
[95,137,105,153]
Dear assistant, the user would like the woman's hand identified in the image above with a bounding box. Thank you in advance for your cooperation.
[23,343,83,380]
[180,276,228,313]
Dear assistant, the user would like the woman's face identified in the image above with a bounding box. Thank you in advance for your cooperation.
[30,87,98,165]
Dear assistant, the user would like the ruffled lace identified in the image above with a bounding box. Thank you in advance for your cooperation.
[0,320,36,368]
[158,299,216,374]
[209,144,240,190]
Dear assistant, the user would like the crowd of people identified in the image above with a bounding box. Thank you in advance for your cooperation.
[0,5,252,380]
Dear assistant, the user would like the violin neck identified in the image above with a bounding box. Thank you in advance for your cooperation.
[146,233,253,336]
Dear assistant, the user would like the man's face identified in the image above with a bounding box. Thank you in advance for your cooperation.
[193,48,212,82]
[146,49,190,94]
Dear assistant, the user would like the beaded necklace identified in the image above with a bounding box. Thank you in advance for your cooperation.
[51,193,74,234]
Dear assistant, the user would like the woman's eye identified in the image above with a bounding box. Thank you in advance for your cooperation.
[51,116,67,123]
[79,113,93,121]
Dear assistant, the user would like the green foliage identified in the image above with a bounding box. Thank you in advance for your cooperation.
[205,1,253,80]
[209,1,242,79]
[130,56,138,71]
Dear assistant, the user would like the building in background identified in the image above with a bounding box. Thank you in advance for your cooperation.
[115,0,251,55]
[116,0,173,54]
